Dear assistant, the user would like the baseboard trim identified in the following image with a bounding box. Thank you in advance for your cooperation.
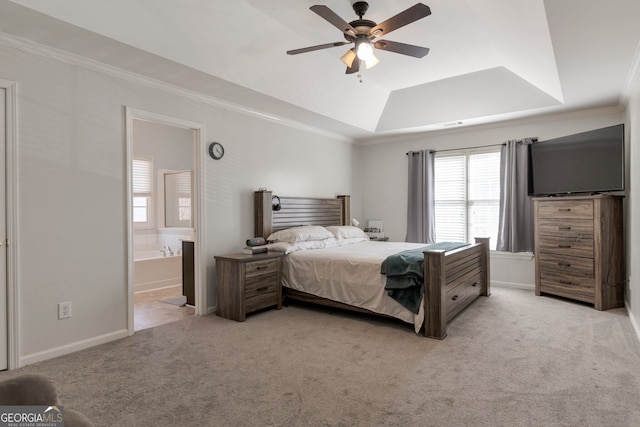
[19,329,129,367]
[626,302,640,344]
[492,280,535,291]
[134,281,182,293]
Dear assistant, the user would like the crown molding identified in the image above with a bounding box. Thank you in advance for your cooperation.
[355,105,624,146]
[0,31,353,143]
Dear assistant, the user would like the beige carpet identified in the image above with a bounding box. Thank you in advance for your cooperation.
[2,287,640,426]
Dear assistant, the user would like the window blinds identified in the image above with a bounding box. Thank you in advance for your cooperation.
[434,150,500,247]
[132,158,152,193]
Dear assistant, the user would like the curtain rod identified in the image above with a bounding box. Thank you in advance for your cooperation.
[405,138,537,155]
[406,143,505,155]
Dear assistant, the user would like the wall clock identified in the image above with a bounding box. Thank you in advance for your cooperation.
[208,142,224,160]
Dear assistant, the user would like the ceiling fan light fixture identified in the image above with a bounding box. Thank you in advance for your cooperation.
[356,41,378,69]
[363,53,379,69]
[356,41,373,60]
[341,48,357,67]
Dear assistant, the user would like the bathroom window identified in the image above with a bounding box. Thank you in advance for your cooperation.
[132,157,153,228]
[177,172,192,222]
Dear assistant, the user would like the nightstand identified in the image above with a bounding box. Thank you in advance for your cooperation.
[214,252,283,321]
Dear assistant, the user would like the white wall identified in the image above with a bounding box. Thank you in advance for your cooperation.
[0,42,356,365]
[356,109,626,289]
[625,73,640,337]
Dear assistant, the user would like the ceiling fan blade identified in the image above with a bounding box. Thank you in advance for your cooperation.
[310,5,357,37]
[345,59,360,75]
[374,40,430,58]
[369,3,431,37]
[287,41,350,55]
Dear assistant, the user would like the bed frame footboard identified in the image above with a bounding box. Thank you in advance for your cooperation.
[423,237,490,339]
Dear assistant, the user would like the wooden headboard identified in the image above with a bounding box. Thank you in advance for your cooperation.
[254,190,350,238]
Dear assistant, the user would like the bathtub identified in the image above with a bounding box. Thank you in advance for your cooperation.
[134,250,182,292]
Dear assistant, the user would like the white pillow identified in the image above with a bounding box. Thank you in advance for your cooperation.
[267,225,334,244]
[326,225,369,240]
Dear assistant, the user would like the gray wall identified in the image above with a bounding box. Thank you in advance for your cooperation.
[626,74,640,336]
[0,42,356,365]
[356,109,627,290]
[2,31,639,365]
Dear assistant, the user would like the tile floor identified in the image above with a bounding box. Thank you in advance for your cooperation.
[134,285,195,331]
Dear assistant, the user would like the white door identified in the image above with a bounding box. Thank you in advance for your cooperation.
[0,88,7,370]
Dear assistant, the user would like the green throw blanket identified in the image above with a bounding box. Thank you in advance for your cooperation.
[381,242,468,313]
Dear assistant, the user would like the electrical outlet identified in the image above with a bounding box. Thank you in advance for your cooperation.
[58,301,72,320]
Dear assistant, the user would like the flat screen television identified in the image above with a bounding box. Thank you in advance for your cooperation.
[528,124,625,196]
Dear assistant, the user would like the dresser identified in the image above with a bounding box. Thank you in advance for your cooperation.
[214,252,283,321]
[533,194,625,310]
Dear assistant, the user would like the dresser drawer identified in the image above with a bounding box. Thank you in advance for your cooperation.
[446,273,482,319]
[537,219,594,239]
[446,281,466,317]
[537,200,593,220]
[245,272,279,313]
[466,275,483,299]
[538,254,594,279]
[245,259,279,278]
[537,235,594,258]
[538,251,594,303]
[538,275,594,303]
[245,272,279,296]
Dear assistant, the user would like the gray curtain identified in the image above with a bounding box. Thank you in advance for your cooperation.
[496,138,536,252]
[406,150,436,243]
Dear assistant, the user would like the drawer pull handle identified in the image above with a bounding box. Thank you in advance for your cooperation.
[559,280,573,285]
[558,208,571,212]
[256,266,268,270]
[558,245,571,249]
[471,282,478,287]
[558,226,572,230]
[451,295,459,301]
[558,262,571,267]
[256,286,268,292]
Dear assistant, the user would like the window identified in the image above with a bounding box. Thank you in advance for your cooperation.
[132,157,153,228]
[434,149,501,249]
[177,171,192,222]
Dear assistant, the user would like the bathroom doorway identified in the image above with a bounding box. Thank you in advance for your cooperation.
[126,109,205,333]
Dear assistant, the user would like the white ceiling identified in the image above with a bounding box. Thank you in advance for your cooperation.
[1,0,639,141]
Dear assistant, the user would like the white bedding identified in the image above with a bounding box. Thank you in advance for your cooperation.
[281,240,429,333]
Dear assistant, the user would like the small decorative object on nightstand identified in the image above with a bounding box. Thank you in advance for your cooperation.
[369,236,389,241]
[215,252,283,321]
[364,219,385,240]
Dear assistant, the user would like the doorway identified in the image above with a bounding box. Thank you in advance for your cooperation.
[125,108,206,334]
[0,87,6,369]
[1,79,17,370]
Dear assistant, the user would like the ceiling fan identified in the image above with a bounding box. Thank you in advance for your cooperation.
[287,2,431,74]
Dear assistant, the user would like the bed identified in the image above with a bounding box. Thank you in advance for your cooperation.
[254,190,490,339]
